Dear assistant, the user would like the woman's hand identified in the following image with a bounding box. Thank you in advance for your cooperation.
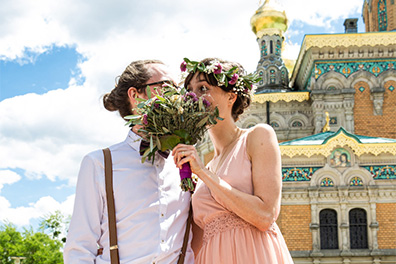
[172,144,205,176]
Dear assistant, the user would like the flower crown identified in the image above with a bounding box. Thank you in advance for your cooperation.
[180,58,261,97]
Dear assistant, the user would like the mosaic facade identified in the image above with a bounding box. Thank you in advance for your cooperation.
[305,60,396,90]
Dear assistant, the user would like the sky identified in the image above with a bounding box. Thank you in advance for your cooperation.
[0,0,365,230]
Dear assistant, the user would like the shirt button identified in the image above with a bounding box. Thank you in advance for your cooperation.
[161,213,164,217]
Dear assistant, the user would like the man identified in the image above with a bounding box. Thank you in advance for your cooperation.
[64,60,193,264]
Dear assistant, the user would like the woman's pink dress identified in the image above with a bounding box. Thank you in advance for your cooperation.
[192,131,294,263]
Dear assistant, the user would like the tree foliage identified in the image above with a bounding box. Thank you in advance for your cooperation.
[0,211,68,264]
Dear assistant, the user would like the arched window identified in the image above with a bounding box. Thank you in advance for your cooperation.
[349,209,368,249]
[320,209,339,249]
[261,41,267,57]
[276,39,281,56]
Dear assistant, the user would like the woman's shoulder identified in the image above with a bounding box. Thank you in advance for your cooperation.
[245,123,276,141]
[245,124,278,153]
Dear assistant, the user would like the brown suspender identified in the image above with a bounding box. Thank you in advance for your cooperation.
[102,148,191,264]
[103,148,120,264]
[177,202,193,264]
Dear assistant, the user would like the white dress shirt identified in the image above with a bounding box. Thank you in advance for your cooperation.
[64,130,193,264]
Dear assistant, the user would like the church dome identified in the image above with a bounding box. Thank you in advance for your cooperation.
[250,0,288,38]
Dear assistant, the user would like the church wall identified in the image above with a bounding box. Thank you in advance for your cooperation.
[354,79,396,139]
[277,204,312,251]
[377,203,396,249]
[389,1,396,30]
[354,81,374,135]
[364,0,396,32]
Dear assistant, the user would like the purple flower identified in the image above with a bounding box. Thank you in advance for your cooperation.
[229,73,239,85]
[180,61,187,72]
[203,99,211,107]
[186,92,197,98]
[142,114,148,125]
[213,63,222,74]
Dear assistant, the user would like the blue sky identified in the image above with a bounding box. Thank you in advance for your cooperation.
[0,0,364,230]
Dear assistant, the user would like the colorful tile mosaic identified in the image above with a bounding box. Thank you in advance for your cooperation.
[282,167,320,182]
[359,87,365,92]
[305,60,396,90]
[320,177,334,187]
[389,85,394,92]
[363,165,396,180]
[261,40,268,57]
[275,40,281,56]
[349,176,363,186]
[292,121,303,127]
[378,0,388,31]
[270,69,276,84]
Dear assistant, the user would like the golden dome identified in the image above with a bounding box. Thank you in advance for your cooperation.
[250,0,288,38]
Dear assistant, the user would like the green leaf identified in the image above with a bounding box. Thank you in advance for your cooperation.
[146,86,152,98]
[156,136,162,150]
[150,135,154,152]
[159,135,181,151]
[124,115,141,120]
[196,116,209,127]
[155,94,166,102]
[198,98,204,111]
[135,97,146,102]
[173,129,190,140]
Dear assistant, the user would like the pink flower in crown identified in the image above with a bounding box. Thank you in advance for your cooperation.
[142,114,148,125]
[229,73,239,85]
[180,61,187,72]
[213,63,222,74]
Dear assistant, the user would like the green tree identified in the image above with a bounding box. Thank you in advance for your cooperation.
[0,223,24,264]
[20,228,63,264]
[0,211,67,264]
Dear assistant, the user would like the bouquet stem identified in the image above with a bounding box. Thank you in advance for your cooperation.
[179,163,196,192]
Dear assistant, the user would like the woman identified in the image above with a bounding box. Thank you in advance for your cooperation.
[173,58,293,263]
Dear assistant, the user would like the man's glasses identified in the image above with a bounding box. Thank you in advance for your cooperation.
[137,80,177,90]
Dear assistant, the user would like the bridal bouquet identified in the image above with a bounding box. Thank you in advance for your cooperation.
[125,84,222,192]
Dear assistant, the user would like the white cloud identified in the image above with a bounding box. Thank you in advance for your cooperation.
[0,170,21,191]
[280,0,362,27]
[0,194,75,226]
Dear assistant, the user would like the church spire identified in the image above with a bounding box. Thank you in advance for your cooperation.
[251,0,290,93]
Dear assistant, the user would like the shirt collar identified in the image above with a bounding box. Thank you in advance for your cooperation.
[126,129,142,152]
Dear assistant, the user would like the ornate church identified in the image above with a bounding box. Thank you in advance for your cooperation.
[197,0,396,263]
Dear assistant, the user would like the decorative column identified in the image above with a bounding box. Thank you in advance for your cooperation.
[343,94,355,133]
[309,187,323,257]
[368,186,380,256]
[312,94,325,134]
[339,186,350,255]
